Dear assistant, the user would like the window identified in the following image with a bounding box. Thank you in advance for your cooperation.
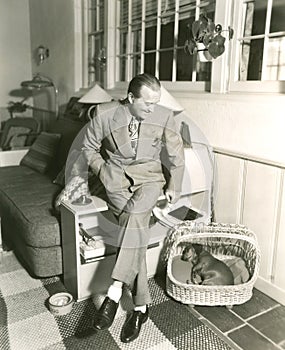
[74,0,106,89]
[84,0,105,86]
[230,0,285,92]
[77,0,284,93]
[116,0,216,86]
[87,0,105,85]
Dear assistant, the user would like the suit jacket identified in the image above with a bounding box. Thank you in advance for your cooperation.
[82,101,185,194]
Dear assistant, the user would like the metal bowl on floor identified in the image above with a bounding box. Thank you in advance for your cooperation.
[48,292,74,316]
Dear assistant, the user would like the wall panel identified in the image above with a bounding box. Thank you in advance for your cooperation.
[242,162,280,279]
[213,149,285,304]
[274,170,285,289]
[213,154,243,224]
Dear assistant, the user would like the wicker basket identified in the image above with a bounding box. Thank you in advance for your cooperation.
[166,222,260,307]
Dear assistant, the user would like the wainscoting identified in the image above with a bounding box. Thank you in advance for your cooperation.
[213,148,285,305]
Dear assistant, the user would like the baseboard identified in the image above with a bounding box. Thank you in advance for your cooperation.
[255,276,285,306]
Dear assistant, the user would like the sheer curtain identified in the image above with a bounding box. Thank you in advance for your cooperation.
[240,1,254,81]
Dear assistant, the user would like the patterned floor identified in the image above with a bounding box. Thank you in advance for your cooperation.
[0,252,235,350]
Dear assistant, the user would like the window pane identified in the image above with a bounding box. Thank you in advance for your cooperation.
[114,0,217,84]
[132,54,141,76]
[119,57,127,81]
[120,32,127,55]
[88,65,96,86]
[132,0,142,23]
[88,7,96,32]
[270,0,285,33]
[88,0,104,32]
[179,0,215,17]
[163,0,176,12]
[144,53,155,76]
[98,0,104,31]
[197,62,211,81]
[161,15,174,49]
[159,51,173,80]
[88,35,95,68]
[146,0,157,19]
[120,0,129,26]
[145,24,157,51]
[243,0,267,37]
[265,36,285,80]
[133,29,141,53]
[88,35,104,85]
[120,0,143,25]
[177,48,194,81]
[239,39,264,81]
[178,17,195,47]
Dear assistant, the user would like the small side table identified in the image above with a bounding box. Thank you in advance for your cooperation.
[61,196,169,301]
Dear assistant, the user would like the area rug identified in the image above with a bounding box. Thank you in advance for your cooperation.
[0,252,234,350]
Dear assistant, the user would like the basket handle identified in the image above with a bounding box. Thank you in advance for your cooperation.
[163,221,259,263]
[211,222,258,242]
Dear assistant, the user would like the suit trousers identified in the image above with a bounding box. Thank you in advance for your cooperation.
[105,181,163,306]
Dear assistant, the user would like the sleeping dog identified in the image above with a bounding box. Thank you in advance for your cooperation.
[181,243,234,286]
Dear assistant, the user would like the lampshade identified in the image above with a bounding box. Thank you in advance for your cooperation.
[21,73,59,118]
[78,84,113,104]
[158,85,184,114]
[21,74,54,89]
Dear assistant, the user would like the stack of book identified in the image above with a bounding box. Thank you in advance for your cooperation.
[79,239,106,261]
[79,223,116,263]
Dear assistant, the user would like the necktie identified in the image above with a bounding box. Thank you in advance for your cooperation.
[128,116,140,154]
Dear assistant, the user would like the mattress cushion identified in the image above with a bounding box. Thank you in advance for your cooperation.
[0,165,61,248]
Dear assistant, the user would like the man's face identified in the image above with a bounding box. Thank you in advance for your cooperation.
[128,85,161,120]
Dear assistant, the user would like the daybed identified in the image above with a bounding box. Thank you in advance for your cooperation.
[0,114,86,277]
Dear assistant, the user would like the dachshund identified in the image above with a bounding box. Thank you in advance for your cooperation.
[181,243,234,286]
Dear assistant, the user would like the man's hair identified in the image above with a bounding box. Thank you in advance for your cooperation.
[128,73,161,98]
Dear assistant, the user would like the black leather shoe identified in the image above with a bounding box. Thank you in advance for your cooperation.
[93,297,119,330]
[120,307,149,343]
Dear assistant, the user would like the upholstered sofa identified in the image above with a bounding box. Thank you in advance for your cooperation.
[0,115,87,277]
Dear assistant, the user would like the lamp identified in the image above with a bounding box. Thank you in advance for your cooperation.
[158,85,184,115]
[21,73,59,118]
[37,45,49,65]
[78,83,113,104]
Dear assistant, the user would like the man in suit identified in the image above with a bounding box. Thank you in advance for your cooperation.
[82,73,184,343]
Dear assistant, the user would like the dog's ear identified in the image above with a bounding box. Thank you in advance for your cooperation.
[192,244,203,255]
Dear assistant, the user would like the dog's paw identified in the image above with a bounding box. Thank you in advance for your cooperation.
[192,274,202,285]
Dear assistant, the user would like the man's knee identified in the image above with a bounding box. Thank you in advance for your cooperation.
[124,184,162,213]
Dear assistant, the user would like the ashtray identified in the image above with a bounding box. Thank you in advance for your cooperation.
[48,292,74,316]
[71,195,93,206]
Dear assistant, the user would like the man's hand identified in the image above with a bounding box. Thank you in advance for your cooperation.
[165,189,181,204]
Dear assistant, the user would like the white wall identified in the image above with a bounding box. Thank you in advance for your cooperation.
[175,92,285,164]
[173,92,285,305]
[28,0,76,113]
[0,0,32,120]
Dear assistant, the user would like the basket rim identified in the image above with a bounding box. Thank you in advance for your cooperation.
[171,222,257,236]
[167,232,261,262]
[170,232,259,246]
[166,242,260,290]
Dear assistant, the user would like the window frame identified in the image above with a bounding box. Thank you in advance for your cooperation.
[74,0,107,90]
[75,0,229,92]
[112,0,217,90]
[228,0,285,93]
[75,0,285,95]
